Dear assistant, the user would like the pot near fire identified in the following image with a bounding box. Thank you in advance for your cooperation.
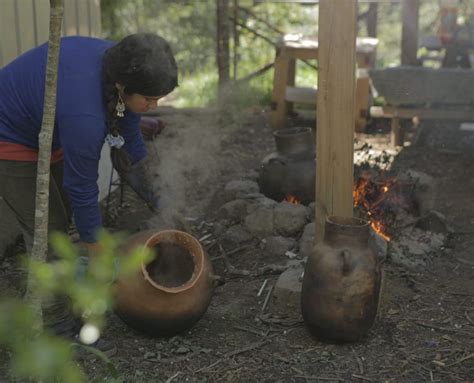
[114,229,215,337]
[258,127,316,204]
[301,216,382,342]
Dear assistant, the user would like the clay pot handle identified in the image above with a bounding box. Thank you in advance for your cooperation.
[340,249,353,276]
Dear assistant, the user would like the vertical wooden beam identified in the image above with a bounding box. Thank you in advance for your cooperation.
[270,48,291,130]
[401,0,420,66]
[315,0,357,242]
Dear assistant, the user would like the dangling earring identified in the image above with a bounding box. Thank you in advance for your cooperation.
[116,93,125,117]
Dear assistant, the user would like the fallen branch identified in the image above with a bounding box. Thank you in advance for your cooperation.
[225,338,273,358]
[412,321,474,337]
[465,311,473,325]
[232,325,266,337]
[352,374,372,381]
[165,372,181,383]
[219,245,288,277]
[446,353,474,368]
[261,284,273,312]
[295,376,344,382]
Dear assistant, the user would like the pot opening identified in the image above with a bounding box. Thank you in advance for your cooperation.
[146,241,195,288]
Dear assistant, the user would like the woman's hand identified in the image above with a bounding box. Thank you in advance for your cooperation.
[139,117,165,141]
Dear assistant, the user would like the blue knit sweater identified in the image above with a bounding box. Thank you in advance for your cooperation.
[0,36,147,242]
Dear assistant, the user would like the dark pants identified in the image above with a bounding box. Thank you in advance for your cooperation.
[0,160,71,254]
[0,159,76,335]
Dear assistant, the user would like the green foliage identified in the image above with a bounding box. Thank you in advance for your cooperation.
[0,231,153,382]
[101,1,474,108]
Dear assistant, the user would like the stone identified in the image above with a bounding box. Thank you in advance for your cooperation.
[218,199,248,222]
[244,169,259,181]
[244,206,274,237]
[307,202,315,222]
[246,195,277,213]
[398,169,436,216]
[222,225,253,245]
[223,180,260,202]
[264,236,296,257]
[388,227,446,269]
[272,263,304,314]
[299,222,315,259]
[415,210,453,234]
[213,220,229,236]
[273,201,308,237]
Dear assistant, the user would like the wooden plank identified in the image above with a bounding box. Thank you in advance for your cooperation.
[34,0,51,45]
[285,86,317,104]
[271,49,292,130]
[77,0,90,35]
[390,117,403,147]
[315,0,357,242]
[0,0,18,67]
[370,106,474,121]
[63,0,79,36]
[401,0,420,66]
[15,0,36,54]
[88,0,102,37]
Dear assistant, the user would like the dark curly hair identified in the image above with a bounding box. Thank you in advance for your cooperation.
[102,33,178,136]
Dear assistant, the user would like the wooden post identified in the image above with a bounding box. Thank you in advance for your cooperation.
[401,0,420,66]
[315,0,357,242]
[270,47,292,130]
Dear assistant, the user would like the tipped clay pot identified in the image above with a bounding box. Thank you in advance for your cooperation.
[114,229,215,337]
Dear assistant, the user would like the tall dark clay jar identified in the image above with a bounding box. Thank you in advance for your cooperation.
[301,216,382,342]
[258,127,316,204]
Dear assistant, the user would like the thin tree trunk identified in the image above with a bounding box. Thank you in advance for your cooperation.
[216,0,230,90]
[25,0,64,332]
[232,0,239,80]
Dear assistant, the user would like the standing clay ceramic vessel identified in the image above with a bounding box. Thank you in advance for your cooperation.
[114,229,215,337]
[301,216,382,342]
[258,127,316,204]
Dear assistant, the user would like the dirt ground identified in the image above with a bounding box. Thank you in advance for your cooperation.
[1,106,473,382]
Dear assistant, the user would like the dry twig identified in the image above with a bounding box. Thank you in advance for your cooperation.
[219,245,288,277]
[165,371,181,383]
[261,284,274,312]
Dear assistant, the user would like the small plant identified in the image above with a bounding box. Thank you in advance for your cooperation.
[0,230,152,382]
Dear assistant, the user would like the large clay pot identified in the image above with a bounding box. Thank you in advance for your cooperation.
[258,127,316,204]
[301,216,382,342]
[114,229,215,337]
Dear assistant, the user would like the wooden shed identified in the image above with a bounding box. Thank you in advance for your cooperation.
[0,0,101,68]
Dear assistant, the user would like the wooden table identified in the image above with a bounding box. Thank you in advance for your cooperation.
[270,35,378,132]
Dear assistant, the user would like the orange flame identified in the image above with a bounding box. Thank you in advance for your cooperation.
[353,174,392,241]
[285,195,301,205]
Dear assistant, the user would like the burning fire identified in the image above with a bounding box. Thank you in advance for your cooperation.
[353,173,398,242]
[285,195,301,205]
